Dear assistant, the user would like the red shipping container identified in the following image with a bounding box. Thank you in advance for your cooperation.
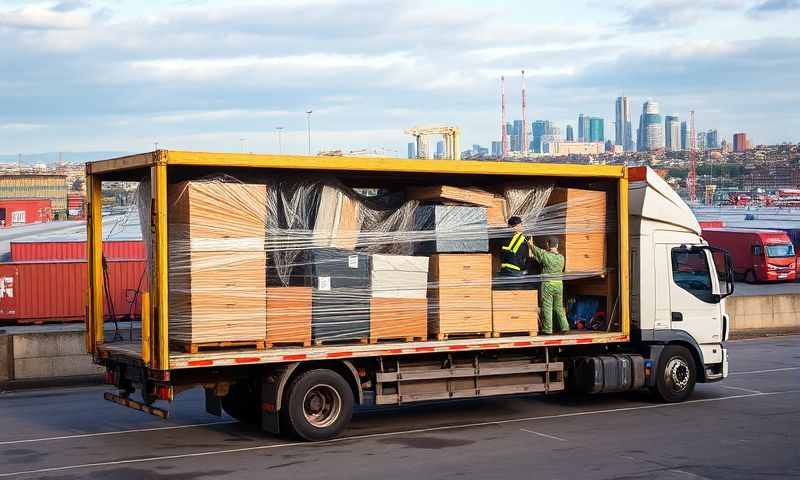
[0,198,52,227]
[699,220,725,229]
[0,259,147,323]
[67,192,85,219]
[10,240,146,262]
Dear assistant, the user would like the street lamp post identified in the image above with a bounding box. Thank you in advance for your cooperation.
[276,126,284,153]
[306,110,313,155]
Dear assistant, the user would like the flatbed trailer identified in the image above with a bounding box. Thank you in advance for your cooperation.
[87,151,732,441]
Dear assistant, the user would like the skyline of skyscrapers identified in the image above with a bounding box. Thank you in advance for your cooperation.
[637,100,664,151]
[577,113,590,142]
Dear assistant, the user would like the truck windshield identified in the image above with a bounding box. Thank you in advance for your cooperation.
[671,248,714,303]
[765,244,795,258]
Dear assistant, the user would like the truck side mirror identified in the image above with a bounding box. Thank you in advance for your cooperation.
[709,248,735,299]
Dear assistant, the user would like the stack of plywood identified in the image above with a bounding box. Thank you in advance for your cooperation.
[491,289,538,337]
[541,188,607,272]
[312,185,362,250]
[266,287,312,347]
[309,249,371,344]
[407,185,507,227]
[414,205,489,254]
[370,254,429,343]
[167,181,268,350]
[428,254,492,340]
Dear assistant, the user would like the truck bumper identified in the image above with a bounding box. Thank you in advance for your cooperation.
[703,346,728,383]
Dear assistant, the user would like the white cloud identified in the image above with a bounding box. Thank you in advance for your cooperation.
[0,4,92,30]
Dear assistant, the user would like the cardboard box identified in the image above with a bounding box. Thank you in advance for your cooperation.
[414,205,489,254]
[428,254,492,337]
[371,254,429,299]
[370,297,428,342]
[492,289,538,335]
[266,287,312,347]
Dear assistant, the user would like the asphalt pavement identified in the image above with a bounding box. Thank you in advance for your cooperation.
[1,336,799,479]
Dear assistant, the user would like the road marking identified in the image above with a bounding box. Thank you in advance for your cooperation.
[2,390,798,478]
[519,428,567,442]
[730,366,800,375]
[0,420,239,446]
[718,385,763,394]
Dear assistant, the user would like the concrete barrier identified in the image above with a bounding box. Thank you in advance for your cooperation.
[727,294,800,336]
[0,322,138,390]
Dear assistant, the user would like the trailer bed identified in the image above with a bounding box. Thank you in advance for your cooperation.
[97,331,628,370]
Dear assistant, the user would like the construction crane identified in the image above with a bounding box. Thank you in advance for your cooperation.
[405,125,461,160]
[688,110,697,204]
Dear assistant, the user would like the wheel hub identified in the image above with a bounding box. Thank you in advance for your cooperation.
[666,357,690,391]
[302,384,342,429]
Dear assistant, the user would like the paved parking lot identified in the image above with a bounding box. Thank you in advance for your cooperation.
[1,336,799,479]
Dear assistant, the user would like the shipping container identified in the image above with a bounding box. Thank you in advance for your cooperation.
[0,174,68,214]
[0,198,53,227]
[10,240,145,261]
[0,259,146,323]
[699,220,725,229]
[67,191,86,219]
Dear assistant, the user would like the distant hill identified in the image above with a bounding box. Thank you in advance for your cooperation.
[0,151,130,165]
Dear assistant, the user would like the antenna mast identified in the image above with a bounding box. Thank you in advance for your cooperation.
[521,70,528,156]
[688,110,697,204]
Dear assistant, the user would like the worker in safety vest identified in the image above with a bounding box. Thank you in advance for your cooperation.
[528,236,569,335]
[499,216,530,276]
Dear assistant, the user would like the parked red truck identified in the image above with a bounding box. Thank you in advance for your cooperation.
[701,228,796,282]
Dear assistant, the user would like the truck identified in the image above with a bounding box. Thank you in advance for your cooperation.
[86,151,734,441]
[701,228,797,283]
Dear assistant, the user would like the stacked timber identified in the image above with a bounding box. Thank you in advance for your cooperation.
[491,289,538,337]
[266,287,312,348]
[539,188,607,272]
[369,254,429,343]
[427,253,492,340]
[414,205,489,254]
[312,184,362,250]
[167,181,268,351]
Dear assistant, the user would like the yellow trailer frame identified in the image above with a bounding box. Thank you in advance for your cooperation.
[85,150,630,372]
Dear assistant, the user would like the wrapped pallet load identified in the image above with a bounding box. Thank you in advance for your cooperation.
[370,254,429,343]
[428,253,492,340]
[167,180,268,352]
[309,248,371,344]
[413,205,489,254]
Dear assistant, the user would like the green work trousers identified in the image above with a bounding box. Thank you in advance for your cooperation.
[540,280,569,334]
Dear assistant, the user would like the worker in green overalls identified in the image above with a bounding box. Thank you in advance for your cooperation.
[528,236,569,335]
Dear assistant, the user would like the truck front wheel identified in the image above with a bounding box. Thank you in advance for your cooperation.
[652,345,696,403]
[282,369,354,441]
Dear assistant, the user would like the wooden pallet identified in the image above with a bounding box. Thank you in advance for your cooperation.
[265,340,312,349]
[312,337,370,347]
[369,335,427,345]
[170,340,266,354]
[492,330,537,338]
[434,331,492,341]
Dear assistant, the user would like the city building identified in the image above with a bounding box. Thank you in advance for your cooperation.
[720,139,731,153]
[733,132,749,152]
[0,174,68,217]
[637,101,664,151]
[407,142,416,159]
[565,125,574,142]
[665,115,680,151]
[577,114,590,142]
[696,131,706,152]
[706,129,719,149]
[589,117,604,142]
[436,141,444,158]
[615,96,634,151]
[512,120,524,152]
[491,141,502,156]
[542,141,604,155]
[531,120,549,153]
[680,121,689,150]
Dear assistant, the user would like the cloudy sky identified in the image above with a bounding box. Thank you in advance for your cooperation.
[1,0,799,156]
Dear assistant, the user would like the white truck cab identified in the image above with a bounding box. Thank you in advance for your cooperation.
[629,167,733,399]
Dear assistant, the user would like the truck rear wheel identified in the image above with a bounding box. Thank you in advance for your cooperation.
[282,369,353,441]
[652,345,696,403]
[221,382,260,424]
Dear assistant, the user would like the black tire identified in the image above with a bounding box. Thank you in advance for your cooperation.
[221,382,260,424]
[651,345,696,403]
[745,270,756,284]
[282,369,354,441]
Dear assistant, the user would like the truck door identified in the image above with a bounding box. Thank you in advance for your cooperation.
[666,245,722,344]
